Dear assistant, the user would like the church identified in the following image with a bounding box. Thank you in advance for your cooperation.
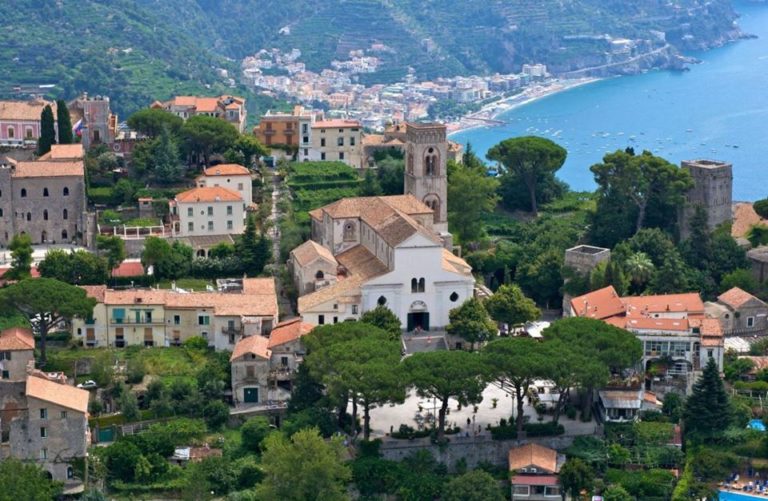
[288,122,475,331]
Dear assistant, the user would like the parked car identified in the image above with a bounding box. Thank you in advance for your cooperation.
[77,380,98,389]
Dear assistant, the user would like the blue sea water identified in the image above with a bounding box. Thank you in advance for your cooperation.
[451,1,768,201]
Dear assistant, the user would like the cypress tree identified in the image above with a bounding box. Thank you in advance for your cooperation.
[55,99,73,144]
[37,105,56,156]
[683,357,731,440]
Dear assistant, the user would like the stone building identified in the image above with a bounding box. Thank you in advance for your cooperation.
[562,245,611,313]
[68,93,118,150]
[0,144,87,246]
[0,328,35,380]
[151,95,247,132]
[706,287,768,336]
[679,159,733,240]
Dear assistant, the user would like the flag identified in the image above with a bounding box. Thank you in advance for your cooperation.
[72,119,83,137]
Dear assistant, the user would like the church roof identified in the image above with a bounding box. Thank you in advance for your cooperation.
[291,240,337,267]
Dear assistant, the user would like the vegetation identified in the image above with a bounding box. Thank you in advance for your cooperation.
[0,459,62,501]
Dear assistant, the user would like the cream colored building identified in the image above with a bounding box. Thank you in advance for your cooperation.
[73,278,278,350]
[196,164,253,208]
[309,119,364,168]
[0,328,35,381]
[151,95,247,133]
[170,186,245,237]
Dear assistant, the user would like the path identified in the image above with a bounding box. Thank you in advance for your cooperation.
[267,171,295,317]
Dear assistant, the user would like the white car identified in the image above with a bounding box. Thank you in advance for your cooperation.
[77,380,98,389]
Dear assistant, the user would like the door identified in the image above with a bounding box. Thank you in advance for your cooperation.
[243,387,259,403]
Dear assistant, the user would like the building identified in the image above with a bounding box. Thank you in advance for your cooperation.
[679,159,733,240]
[196,164,253,208]
[68,93,118,150]
[562,245,611,311]
[597,384,661,423]
[169,186,245,237]
[72,278,278,351]
[0,328,90,492]
[509,443,564,500]
[0,99,57,147]
[151,95,247,132]
[706,287,768,336]
[569,286,725,394]
[0,144,87,246]
[254,106,319,157]
[309,119,364,168]
[291,122,472,330]
[230,318,314,407]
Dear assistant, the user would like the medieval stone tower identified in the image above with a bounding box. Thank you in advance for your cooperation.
[679,159,733,240]
[404,122,451,246]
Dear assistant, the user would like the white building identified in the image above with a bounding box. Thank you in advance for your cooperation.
[196,164,253,209]
[170,186,245,237]
[309,119,364,168]
[290,123,474,331]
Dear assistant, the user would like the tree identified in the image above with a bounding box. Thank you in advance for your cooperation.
[447,161,499,242]
[624,252,654,293]
[97,235,127,277]
[141,237,192,279]
[141,236,171,273]
[359,305,401,339]
[720,269,759,294]
[241,416,272,452]
[5,234,33,281]
[755,199,768,220]
[0,278,96,363]
[235,134,267,167]
[180,115,240,166]
[119,390,140,421]
[661,392,683,423]
[603,484,633,501]
[683,358,731,440]
[486,136,566,216]
[559,458,594,500]
[237,215,272,276]
[126,108,183,138]
[104,440,142,482]
[359,168,382,196]
[37,104,56,156]
[255,428,351,501]
[649,254,698,294]
[443,470,505,501]
[0,458,62,501]
[483,337,548,434]
[55,99,73,144]
[152,126,183,183]
[484,284,540,329]
[38,249,109,284]
[402,351,487,441]
[203,400,230,429]
[446,298,497,350]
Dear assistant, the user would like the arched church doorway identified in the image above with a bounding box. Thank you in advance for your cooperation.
[407,300,429,332]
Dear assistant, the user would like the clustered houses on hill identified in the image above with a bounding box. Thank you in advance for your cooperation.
[0,328,90,493]
[150,95,247,132]
[289,122,475,330]
[569,285,725,421]
[0,144,87,247]
[73,278,278,350]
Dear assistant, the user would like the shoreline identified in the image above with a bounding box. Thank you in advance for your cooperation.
[447,77,605,137]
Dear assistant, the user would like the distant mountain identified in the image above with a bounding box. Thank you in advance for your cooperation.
[0,0,743,116]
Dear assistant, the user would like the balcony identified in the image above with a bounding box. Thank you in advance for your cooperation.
[109,318,164,326]
[221,326,244,336]
[269,366,296,381]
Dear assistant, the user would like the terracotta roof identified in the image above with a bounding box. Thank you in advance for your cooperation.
[195,97,220,113]
[103,288,167,305]
[623,293,704,316]
[242,277,277,298]
[230,334,271,361]
[291,240,337,267]
[81,285,107,302]
[622,317,690,332]
[362,134,385,145]
[740,356,768,372]
[38,144,84,160]
[170,96,198,107]
[26,376,89,414]
[312,119,361,128]
[570,286,625,319]
[203,164,250,176]
[379,195,434,215]
[718,287,764,310]
[0,100,55,121]
[732,202,766,239]
[441,248,472,276]
[175,186,242,203]
[0,327,35,351]
[268,318,314,348]
[12,160,84,178]
[112,261,145,278]
[508,443,558,473]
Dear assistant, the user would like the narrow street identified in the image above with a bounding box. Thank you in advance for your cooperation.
[267,171,295,318]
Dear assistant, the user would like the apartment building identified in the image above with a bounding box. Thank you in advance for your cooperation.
[196,164,253,207]
[169,186,245,237]
[151,95,247,132]
[309,119,364,168]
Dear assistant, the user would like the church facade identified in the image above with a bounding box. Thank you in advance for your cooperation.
[289,123,474,331]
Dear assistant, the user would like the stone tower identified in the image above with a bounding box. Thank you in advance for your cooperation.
[679,160,733,240]
[404,122,451,246]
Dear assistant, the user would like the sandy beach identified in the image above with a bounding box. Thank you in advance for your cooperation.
[447,77,604,136]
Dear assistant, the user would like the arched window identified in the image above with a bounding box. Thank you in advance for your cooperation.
[63,187,70,196]
[61,229,68,241]
[20,188,27,198]
[411,278,418,293]
[425,147,438,176]
[26,212,31,221]
[450,292,459,302]
[7,127,14,139]
[315,270,325,280]
[407,153,414,174]
[63,209,68,220]
[418,278,425,293]
[43,187,49,197]
[67,466,74,479]
[43,209,48,220]
[377,296,387,306]
[343,221,356,241]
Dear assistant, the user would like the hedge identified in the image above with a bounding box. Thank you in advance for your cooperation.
[489,421,565,440]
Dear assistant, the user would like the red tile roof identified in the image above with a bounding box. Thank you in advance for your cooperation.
[12,160,84,178]
[0,327,34,351]
[312,119,361,128]
[111,261,145,278]
[268,318,314,348]
[570,286,625,319]
[508,443,558,473]
[175,186,242,203]
[623,293,704,317]
[26,376,89,414]
[203,164,250,176]
[718,287,763,310]
[230,334,271,361]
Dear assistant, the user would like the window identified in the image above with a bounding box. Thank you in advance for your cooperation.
[411,278,418,293]
[320,138,326,147]
[26,212,31,221]
[20,188,26,198]
[320,152,326,160]
[174,315,180,325]
[63,187,69,196]
[39,448,47,460]
[708,349,714,359]
[352,305,358,314]
[43,187,49,197]
[198,315,210,325]
[339,152,345,160]
[338,129,344,133]
[337,137,344,147]
[188,222,194,232]
[207,206,214,216]
[60,411,67,419]
[237,183,244,190]
[43,209,48,221]
[187,207,193,217]
[318,315,325,325]
[418,278,425,293]
[450,292,459,302]
[227,205,233,216]
[333,304,338,310]
[208,221,214,231]
[333,317,338,324]
[1,370,8,379]
[304,148,309,156]
[425,148,438,176]
[748,316,755,327]
[40,427,47,438]
[67,466,74,479]
[302,124,309,134]
[350,136,356,146]
[25,128,32,139]
[63,209,68,220]
[303,136,309,144]
[7,127,13,139]
[377,296,387,306]
[0,209,2,217]
[513,485,530,496]
[62,230,68,240]
[40,408,47,419]
[227,220,233,230]
[246,365,255,377]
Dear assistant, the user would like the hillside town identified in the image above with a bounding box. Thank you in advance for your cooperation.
[1,84,768,500]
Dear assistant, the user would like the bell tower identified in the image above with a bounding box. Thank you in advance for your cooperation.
[404,123,450,245]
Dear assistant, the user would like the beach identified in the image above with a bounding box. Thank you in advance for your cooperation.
[447,77,603,136]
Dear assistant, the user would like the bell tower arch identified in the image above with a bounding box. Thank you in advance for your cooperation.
[404,123,449,238]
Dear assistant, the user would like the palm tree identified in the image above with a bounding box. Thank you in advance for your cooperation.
[625,252,654,293]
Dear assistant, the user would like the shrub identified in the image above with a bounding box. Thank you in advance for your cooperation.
[390,423,432,440]
[126,360,146,384]
[183,336,210,351]
[489,421,564,440]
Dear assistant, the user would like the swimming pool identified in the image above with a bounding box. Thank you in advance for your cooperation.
[749,419,766,432]
[720,490,764,500]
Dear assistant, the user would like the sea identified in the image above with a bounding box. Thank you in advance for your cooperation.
[451,1,768,201]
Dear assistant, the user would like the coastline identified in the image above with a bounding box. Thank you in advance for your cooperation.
[447,77,605,137]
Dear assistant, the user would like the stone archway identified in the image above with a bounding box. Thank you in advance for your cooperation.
[407,300,429,331]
